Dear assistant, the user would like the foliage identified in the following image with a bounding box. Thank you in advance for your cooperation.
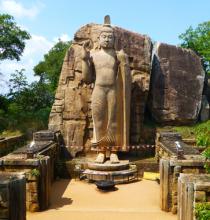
[0,69,53,133]
[172,120,210,147]
[179,21,210,75]
[0,14,30,61]
[172,121,210,173]
[195,121,210,147]
[30,168,40,177]
[34,40,71,93]
[171,125,195,139]
[0,94,9,131]
[0,40,71,136]
[202,148,210,173]
[8,69,28,95]
[0,130,22,138]
[195,203,210,220]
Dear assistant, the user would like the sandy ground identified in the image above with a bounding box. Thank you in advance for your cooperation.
[27,179,177,220]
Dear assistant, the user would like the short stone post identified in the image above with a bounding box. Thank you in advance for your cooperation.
[160,159,170,211]
[0,172,26,220]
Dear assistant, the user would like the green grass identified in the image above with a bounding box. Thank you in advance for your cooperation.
[144,119,210,147]
[0,129,23,138]
[172,120,210,147]
[172,125,195,138]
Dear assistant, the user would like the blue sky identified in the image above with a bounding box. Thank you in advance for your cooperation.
[0,0,210,93]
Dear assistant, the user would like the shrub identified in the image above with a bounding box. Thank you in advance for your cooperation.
[202,148,210,173]
[195,203,210,220]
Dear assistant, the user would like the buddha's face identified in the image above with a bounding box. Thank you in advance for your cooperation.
[99,31,114,48]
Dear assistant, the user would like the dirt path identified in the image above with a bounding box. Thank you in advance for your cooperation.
[27,179,177,220]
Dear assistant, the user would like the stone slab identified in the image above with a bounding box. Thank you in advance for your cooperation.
[83,164,138,183]
[88,160,129,171]
[169,155,206,167]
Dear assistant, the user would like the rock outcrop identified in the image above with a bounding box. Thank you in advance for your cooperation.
[49,23,206,156]
[48,24,152,156]
[149,43,205,124]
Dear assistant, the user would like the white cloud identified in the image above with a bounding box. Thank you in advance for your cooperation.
[0,73,9,90]
[0,34,53,94]
[0,0,44,19]
[24,34,53,57]
[0,32,72,94]
[53,33,71,42]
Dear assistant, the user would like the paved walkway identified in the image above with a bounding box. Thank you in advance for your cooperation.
[27,179,177,220]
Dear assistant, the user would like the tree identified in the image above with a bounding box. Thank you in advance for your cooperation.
[0,94,9,131]
[34,40,71,93]
[0,69,54,133]
[8,69,28,96]
[179,21,210,75]
[0,14,30,61]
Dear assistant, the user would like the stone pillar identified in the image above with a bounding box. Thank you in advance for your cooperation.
[160,159,170,211]
[0,172,26,220]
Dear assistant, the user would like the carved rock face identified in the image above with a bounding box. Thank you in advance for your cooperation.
[48,23,152,156]
[149,43,205,125]
[99,31,114,48]
[48,23,205,157]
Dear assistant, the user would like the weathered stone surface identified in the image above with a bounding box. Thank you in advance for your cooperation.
[155,131,199,162]
[178,174,210,220]
[49,23,152,156]
[0,135,25,157]
[194,191,206,202]
[0,141,58,212]
[204,74,210,104]
[149,43,205,124]
[79,21,134,165]
[160,158,207,214]
[200,95,210,121]
[0,172,26,219]
[63,120,86,157]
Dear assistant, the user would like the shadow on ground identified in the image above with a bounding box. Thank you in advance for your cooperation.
[49,179,73,209]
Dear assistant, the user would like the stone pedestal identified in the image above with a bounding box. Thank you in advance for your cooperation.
[88,160,129,171]
[83,160,138,184]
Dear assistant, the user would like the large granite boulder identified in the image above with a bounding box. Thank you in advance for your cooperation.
[48,23,152,156]
[149,43,205,124]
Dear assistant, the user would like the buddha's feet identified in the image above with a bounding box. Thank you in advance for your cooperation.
[110,153,120,164]
[95,153,105,164]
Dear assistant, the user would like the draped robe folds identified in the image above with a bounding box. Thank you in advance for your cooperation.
[91,50,131,152]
